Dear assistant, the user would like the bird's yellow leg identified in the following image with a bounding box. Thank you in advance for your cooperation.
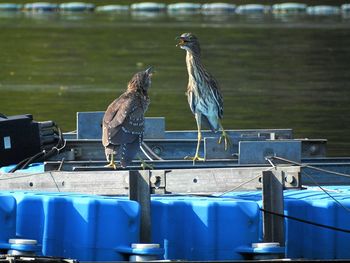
[218,121,232,151]
[184,130,205,164]
[105,154,117,170]
[138,156,154,170]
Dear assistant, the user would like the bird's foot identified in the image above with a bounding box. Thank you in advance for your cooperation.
[141,162,154,170]
[138,157,154,170]
[104,162,117,170]
[184,155,205,165]
[218,131,231,151]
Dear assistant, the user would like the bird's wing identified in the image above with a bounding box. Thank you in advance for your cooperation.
[208,76,224,119]
[187,90,196,114]
[103,94,132,128]
[102,93,135,146]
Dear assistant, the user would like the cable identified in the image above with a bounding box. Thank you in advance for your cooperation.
[302,171,350,213]
[260,156,350,233]
[267,156,350,214]
[49,172,61,192]
[9,123,66,173]
[215,174,262,197]
[8,151,45,173]
[270,156,350,179]
[141,142,164,160]
[0,171,50,181]
[57,158,65,171]
[140,145,154,161]
[260,208,350,234]
[0,171,61,192]
[216,162,278,196]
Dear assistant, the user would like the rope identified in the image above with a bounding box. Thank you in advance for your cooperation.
[216,159,281,196]
[260,208,350,234]
[259,156,350,233]
[270,156,350,179]
[302,171,350,213]
[267,155,350,214]
[49,172,61,192]
[216,174,262,197]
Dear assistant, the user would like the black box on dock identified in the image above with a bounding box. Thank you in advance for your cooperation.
[0,114,41,167]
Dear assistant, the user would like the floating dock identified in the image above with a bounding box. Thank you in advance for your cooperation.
[1,112,350,262]
[0,2,350,17]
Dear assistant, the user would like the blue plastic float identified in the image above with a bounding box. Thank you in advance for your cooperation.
[131,2,166,12]
[0,163,44,173]
[167,2,201,14]
[0,1,349,17]
[224,186,350,259]
[201,3,236,14]
[24,2,58,12]
[151,196,260,260]
[236,4,270,14]
[96,5,129,12]
[0,3,22,11]
[0,195,16,247]
[307,5,340,15]
[272,3,307,13]
[0,191,141,261]
[59,2,95,12]
[342,4,350,12]
[0,188,350,260]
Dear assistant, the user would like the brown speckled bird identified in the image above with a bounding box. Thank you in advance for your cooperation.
[176,33,230,162]
[102,67,153,169]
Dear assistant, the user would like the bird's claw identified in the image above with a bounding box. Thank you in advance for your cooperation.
[141,161,154,170]
[184,155,205,165]
[138,157,154,170]
[104,162,117,170]
[218,132,231,151]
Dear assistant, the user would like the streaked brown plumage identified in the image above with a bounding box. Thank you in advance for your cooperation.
[102,67,152,168]
[176,33,230,162]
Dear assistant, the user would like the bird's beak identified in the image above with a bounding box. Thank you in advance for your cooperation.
[145,66,153,77]
[175,36,185,47]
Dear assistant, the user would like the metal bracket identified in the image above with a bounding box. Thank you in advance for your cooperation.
[262,169,285,249]
[150,170,167,194]
[239,140,302,165]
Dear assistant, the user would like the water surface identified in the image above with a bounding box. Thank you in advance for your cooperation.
[0,12,350,155]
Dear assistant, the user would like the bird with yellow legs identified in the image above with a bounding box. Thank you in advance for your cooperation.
[176,33,231,164]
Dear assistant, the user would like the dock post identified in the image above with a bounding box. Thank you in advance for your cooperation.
[129,170,151,243]
[262,170,285,246]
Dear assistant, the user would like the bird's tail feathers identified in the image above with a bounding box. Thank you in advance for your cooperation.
[202,115,220,133]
